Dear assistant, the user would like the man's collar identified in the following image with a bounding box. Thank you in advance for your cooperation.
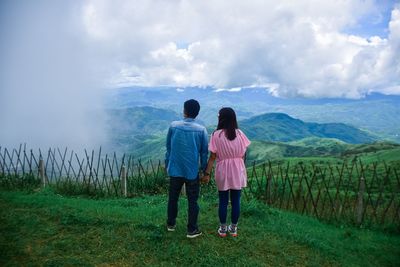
[184,117,195,122]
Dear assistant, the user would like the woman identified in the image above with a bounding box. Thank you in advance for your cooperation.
[202,107,251,237]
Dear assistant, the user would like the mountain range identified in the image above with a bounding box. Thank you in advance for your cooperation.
[102,86,400,162]
[104,106,381,161]
[240,113,376,144]
[105,86,400,142]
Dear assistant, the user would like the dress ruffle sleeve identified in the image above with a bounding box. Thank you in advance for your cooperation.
[208,132,217,153]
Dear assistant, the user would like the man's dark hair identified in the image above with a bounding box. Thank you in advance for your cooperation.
[184,99,200,118]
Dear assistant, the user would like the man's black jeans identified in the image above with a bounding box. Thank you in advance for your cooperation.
[167,176,200,232]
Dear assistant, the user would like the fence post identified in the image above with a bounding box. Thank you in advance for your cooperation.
[0,155,3,177]
[181,184,186,196]
[39,158,45,188]
[267,173,272,204]
[121,164,127,197]
[356,176,365,225]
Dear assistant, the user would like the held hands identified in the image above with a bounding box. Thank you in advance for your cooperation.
[202,153,215,185]
[200,171,211,184]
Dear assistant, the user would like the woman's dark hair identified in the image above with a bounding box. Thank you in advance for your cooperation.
[184,99,200,118]
[217,107,238,141]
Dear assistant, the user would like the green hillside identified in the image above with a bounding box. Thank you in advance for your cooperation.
[129,135,400,167]
[240,113,376,144]
[247,138,399,164]
[133,135,166,160]
[106,107,179,136]
[103,107,394,162]
[106,107,179,152]
[342,142,400,157]
[346,146,400,169]
[246,138,350,162]
[288,137,350,148]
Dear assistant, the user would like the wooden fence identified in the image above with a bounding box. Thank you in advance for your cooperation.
[0,145,399,228]
[0,145,166,196]
[245,161,400,228]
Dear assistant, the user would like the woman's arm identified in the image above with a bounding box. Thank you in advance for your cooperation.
[202,152,216,183]
[205,152,217,174]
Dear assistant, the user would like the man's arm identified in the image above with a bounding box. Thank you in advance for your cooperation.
[200,128,209,172]
[165,127,172,168]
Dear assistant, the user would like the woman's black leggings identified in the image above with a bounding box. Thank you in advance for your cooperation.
[218,189,241,225]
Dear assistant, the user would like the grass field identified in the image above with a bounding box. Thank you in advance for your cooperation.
[1,189,399,266]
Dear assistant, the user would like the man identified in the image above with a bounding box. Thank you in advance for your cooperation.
[165,99,208,238]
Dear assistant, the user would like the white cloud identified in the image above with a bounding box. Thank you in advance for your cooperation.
[215,87,242,93]
[80,0,399,98]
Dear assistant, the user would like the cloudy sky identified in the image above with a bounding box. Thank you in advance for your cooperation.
[80,0,399,98]
[1,0,399,99]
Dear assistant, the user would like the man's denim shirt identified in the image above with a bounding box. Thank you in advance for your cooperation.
[165,118,209,180]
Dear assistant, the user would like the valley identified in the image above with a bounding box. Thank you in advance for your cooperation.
[104,99,399,165]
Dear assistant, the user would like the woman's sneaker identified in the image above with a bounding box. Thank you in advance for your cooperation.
[228,224,238,237]
[217,225,227,237]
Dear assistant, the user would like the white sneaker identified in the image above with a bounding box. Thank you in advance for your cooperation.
[228,224,238,237]
[218,225,227,237]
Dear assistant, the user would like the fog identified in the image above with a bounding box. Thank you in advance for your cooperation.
[0,1,107,151]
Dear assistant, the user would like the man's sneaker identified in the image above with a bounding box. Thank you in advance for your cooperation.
[228,224,238,237]
[167,225,176,232]
[186,229,202,238]
[217,225,227,237]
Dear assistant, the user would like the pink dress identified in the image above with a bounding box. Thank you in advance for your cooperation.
[208,129,251,191]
